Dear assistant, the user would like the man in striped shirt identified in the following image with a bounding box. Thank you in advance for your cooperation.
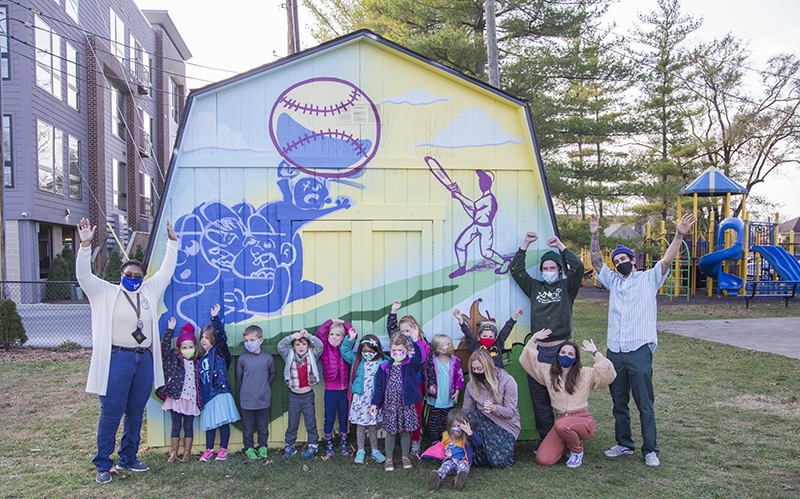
[589,213,695,467]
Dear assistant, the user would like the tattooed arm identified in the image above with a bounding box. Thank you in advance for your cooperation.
[589,215,603,274]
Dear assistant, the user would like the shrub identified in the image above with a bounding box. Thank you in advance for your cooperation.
[132,244,145,263]
[45,255,72,300]
[0,299,27,350]
[52,340,82,352]
[104,251,122,282]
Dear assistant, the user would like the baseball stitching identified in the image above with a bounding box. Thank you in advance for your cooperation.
[281,129,370,158]
[279,89,361,116]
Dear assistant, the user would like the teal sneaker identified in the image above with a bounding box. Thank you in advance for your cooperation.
[244,447,258,461]
[302,445,318,459]
[370,449,386,463]
[354,449,365,464]
[257,446,270,459]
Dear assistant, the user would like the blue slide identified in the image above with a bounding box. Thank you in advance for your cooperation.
[698,217,745,292]
[751,245,800,281]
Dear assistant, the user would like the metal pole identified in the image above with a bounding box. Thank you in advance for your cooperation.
[486,0,499,87]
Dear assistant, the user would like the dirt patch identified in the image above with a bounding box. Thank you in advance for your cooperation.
[713,394,800,418]
[0,348,92,363]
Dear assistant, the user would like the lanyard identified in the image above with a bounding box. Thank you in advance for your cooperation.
[123,292,144,330]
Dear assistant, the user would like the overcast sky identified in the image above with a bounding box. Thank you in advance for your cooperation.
[135,0,800,218]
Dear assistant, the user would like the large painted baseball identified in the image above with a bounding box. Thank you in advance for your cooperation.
[269,77,381,178]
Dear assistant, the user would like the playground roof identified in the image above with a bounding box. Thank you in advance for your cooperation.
[679,167,748,197]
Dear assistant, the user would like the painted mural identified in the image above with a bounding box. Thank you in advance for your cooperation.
[145,33,558,446]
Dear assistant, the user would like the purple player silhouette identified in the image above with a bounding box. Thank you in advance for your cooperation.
[425,156,511,279]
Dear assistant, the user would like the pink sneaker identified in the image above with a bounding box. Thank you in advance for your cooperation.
[215,448,228,461]
[199,449,214,462]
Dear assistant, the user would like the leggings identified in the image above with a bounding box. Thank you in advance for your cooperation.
[356,425,379,451]
[384,431,411,460]
[412,382,425,441]
[170,411,195,438]
[429,407,451,444]
[205,423,231,450]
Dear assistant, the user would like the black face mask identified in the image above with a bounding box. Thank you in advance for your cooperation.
[472,372,486,383]
[616,261,633,276]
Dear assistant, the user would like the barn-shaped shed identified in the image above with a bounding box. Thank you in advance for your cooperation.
[145,30,559,446]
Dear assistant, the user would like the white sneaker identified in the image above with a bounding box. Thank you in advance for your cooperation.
[566,451,584,468]
[604,445,635,457]
[645,452,660,467]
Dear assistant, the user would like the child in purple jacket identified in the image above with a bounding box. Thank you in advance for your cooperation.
[316,318,354,457]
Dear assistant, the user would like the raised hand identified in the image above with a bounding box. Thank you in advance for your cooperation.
[168,317,176,329]
[547,236,566,251]
[453,309,464,324]
[532,328,552,342]
[674,213,697,236]
[589,214,601,235]
[391,301,402,314]
[459,419,472,435]
[512,308,524,321]
[348,327,357,340]
[211,303,221,317]
[581,339,598,354]
[166,219,177,241]
[77,218,96,247]
[520,231,538,250]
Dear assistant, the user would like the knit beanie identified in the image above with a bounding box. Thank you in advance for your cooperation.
[540,250,562,270]
[611,245,635,261]
[478,320,498,336]
[176,323,196,346]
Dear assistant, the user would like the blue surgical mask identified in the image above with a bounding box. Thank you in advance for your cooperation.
[558,355,576,368]
[542,271,559,284]
[121,275,143,292]
[362,351,377,361]
[244,340,260,353]
[390,352,406,362]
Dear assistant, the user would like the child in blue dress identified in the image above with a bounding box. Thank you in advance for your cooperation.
[198,304,240,462]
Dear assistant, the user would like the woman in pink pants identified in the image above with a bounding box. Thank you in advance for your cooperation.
[519,328,616,468]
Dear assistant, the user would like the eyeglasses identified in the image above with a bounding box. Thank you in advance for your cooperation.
[123,272,143,279]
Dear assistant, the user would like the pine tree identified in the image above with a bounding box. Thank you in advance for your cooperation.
[0,299,27,350]
[104,251,122,282]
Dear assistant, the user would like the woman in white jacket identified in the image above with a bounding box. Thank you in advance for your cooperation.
[76,218,178,484]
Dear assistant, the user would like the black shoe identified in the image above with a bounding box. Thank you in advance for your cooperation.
[116,460,150,472]
[95,471,112,484]
[429,470,441,490]
[454,470,468,490]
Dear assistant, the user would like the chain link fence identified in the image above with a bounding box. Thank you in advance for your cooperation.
[2,281,92,348]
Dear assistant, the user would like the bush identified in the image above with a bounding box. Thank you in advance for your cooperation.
[104,251,122,282]
[45,255,72,300]
[60,245,76,281]
[132,244,145,263]
[0,299,27,350]
[52,340,82,352]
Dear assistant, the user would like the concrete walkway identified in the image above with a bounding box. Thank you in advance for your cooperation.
[657,317,800,359]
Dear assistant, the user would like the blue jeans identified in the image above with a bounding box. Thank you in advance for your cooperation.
[323,389,349,437]
[93,348,154,472]
[607,345,658,455]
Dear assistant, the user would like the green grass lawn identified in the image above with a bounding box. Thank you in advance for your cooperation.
[1,301,799,498]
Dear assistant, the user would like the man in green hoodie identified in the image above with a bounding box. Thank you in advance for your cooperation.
[510,231,584,440]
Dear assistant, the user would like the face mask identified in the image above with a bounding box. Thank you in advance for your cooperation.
[328,336,343,348]
[558,355,576,368]
[121,275,143,292]
[542,271,559,284]
[441,345,454,356]
[449,427,463,437]
[472,371,486,383]
[180,347,195,360]
[362,351,377,361]
[391,352,406,362]
[244,340,260,353]
[479,338,495,349]
[616,261,633,276]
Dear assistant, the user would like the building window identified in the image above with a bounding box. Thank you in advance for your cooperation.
[66,43,79,110]
[66,0,79,24]
[139,172,152,218]
[169,79,180,122]
[68,135,81,199]
[35,15,63,100]
[0,7,9,79]
[128,34,136,74]
[113,158,127,210]
[109,8,125,62]
[111,85,125,138]
[3,115,12,188]
[142,52,151,89]
[37,119,64,195]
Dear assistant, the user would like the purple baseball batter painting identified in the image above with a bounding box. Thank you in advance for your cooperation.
[269,77,381,179]
[426,156,511,279]
[160,163,352,329]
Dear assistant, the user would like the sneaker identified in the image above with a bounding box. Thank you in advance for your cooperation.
[384,458,394,471]
[411,439,421,457]
[429,470,442,490]
[370,449,386,463]
[257,446,270,459]
[402,457,413,469]
[354,449,365,464]
[566,451,584,468]
[199,449,214,462]
[341,437,349,456]
[95,471,111,484]
[325,437,335,457]
[215,448,228,461]
[302,445,318,459]
[284,444,297,458]
[244,448,258,461]
[604,445,634,457]
[454,470,468,490]
[645,451,660,467]
[116,460,149,472]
